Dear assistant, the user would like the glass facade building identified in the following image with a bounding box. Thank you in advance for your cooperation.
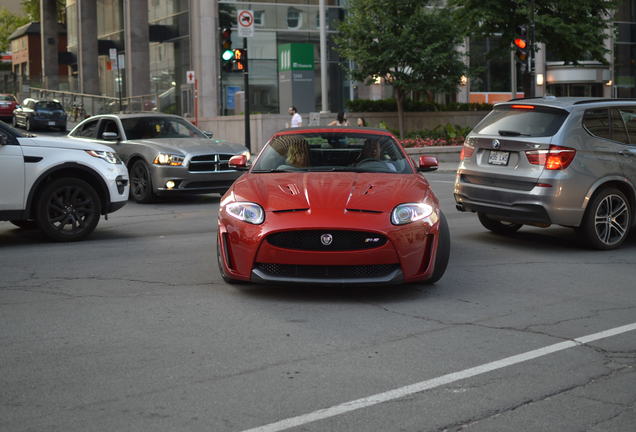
[65,0,347,116]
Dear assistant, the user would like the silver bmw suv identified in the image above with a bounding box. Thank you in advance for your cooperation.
[454,97,636,250]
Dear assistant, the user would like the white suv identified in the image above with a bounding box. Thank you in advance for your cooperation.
[0,121,129,241]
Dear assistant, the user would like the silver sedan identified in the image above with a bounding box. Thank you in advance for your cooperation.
[68,113,250,202]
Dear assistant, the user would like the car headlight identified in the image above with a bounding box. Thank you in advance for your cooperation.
[153,153,184,166]
[391,203,434,225]
[241,149,251,161]
[85,150,121,164]
[225,202,264,224]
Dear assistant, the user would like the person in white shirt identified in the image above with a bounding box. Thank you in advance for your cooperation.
[288,106,302,128]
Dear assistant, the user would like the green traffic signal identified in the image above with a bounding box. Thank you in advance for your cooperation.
[222,49,235,61]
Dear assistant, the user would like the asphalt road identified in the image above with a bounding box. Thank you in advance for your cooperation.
[1,166,635,431]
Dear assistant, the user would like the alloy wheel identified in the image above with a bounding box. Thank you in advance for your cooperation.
[594,193,630,247]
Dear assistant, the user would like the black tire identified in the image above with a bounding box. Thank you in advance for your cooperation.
[217,235,242,284]
[426,211,451,284]
[35,178,102,242]
[9,220,37,230]
[12,116,18,128]
[576,187,631,250]
[129,160,156,203]
[25,117,32,131]
[477,212,523,235]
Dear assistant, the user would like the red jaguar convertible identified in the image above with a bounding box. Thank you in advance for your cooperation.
[216,127,450,285]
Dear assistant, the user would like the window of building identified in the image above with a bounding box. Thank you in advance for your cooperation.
[254,10,265,26]
[287,7,303,29]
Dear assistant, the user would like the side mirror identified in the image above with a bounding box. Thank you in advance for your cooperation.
[228,154,248,169]
[418,155,438,172]
[101,132,119,141]
[203,131,214,138]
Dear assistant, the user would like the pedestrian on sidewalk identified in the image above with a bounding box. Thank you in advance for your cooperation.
[288,106,303,128]
[328,111,348,126]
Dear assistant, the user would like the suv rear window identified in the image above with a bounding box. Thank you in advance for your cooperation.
[473,105,568,137]
[35,101,64,110]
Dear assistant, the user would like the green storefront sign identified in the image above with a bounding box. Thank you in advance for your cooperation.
[278,43,314,71]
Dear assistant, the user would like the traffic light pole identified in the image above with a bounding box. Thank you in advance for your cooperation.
[243,37,251,152]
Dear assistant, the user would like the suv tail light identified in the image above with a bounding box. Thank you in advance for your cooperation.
[525,145,576,170]
[460,143,474,161]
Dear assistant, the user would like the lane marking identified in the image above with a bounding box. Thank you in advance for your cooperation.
[240,322,636,432]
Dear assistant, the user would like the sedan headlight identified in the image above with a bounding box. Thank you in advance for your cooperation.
[391,203,434,225]
[225,202,264,224]
[85,150,121,164]
[153,153,184,166]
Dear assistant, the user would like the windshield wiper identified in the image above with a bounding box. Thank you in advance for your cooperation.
[251,168,307,173]
[498,130,531,137]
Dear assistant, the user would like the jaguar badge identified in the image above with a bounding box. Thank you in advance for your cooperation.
[492,139,501,150]
[320,233,333,246]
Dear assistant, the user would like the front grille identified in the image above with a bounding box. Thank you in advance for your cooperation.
[267,230,387,251]
[255,263,399,279]
[189,154,233,172]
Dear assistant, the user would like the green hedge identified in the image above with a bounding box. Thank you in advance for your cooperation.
[345,98,492,113]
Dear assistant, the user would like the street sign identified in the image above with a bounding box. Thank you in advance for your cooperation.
[109,48,117,61]
[237,9,254,37]
[186,70,195,84]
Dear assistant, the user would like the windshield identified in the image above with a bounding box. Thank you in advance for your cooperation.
[0,95,16,102]
[35,101,63,110]
[473,105,568,137]
[121,116,207,140]
[251,132,413,174]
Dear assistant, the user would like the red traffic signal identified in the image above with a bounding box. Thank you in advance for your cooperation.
[513,38,527,49]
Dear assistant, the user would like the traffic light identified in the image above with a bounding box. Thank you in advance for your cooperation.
[513,25,529,66]
[232,48,247,72]
[221,27,234,72]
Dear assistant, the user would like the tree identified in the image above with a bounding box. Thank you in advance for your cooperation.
[21,0,66,23]
[0,8,29,53]
[451,0,617,95]
[335,0,466,138]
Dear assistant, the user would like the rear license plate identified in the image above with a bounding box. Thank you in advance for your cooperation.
[48,121,55,126]
[488,150,509,166]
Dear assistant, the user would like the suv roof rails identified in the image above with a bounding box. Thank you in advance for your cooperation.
[573,98,636,105]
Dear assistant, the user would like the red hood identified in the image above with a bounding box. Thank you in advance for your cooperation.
[230,172,435,212]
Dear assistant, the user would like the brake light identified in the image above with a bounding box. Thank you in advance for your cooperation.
[525,145,576,170]
[460,143,474,160]
[511,105,535,110]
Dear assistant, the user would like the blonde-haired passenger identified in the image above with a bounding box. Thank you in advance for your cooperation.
[270,135,310,169]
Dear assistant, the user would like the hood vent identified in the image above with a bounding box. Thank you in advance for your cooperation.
[272,208,309,214]
[278,184,301,195]
[346,208,382,214]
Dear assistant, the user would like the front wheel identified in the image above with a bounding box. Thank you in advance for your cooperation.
[426,211,450,284]
[477,212,523,235]
[25,117,32,131]
[129,160,156,203]
[12,116,18,128]
[35,178,102,242]
[577,187,631,250]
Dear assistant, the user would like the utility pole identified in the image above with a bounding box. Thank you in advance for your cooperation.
[243,37,251,152]
[528,0,536,97]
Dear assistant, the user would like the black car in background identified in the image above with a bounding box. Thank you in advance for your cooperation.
[13,98,67,132]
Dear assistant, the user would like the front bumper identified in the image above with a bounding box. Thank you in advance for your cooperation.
[103,164,130,214]
[217,209,442,285]
[151,165,244,194]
